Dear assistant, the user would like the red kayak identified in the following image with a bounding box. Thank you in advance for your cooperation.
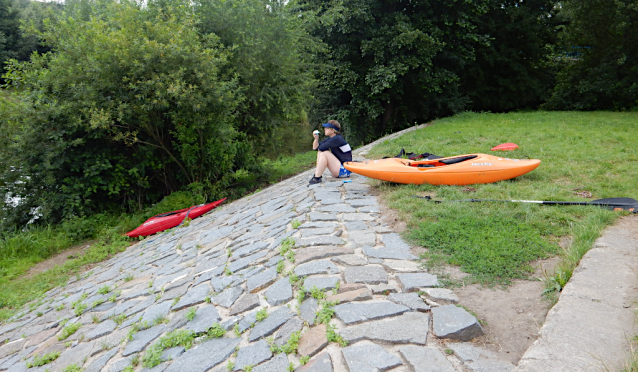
[126,198,226,238]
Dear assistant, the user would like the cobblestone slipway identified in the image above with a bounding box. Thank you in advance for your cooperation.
[0,125,515,372]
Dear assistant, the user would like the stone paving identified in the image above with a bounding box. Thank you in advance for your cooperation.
[0,125,516,372]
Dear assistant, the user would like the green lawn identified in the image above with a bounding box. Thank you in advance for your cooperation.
[368,111,638,289]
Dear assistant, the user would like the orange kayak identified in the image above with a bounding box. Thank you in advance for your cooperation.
[344,154,540,185]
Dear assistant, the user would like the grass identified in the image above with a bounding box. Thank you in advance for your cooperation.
[143,329,196,368]
[0,149,318,321]
[367,111,638,289]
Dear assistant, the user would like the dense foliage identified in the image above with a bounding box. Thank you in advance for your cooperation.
[196,0,316,154]
[459,0,563,112]
[0,0,53,81]
[543,0,638,110]
[300,0,488,145]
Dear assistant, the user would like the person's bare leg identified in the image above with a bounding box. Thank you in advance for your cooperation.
[323,151,342,177]
[315,151,328,177]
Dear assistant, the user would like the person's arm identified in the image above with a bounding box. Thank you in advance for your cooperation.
[313,133,319,150]
[317,136,344,152]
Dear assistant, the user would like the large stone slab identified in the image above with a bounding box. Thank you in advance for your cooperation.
[140,301,173,325]
[381,259,422,273]
[295,351,333,372]
[308,212,337,222]
[295,236,345,248]
[184,305,221,334]
[249,307,294,342]
[363,233,417,259]
[333,301,410,325]
[316,205,356,213]
[300,298,319,325]
[85,348,118,372]
[298,222,339,230]
[340,312,429,345]
[432,304,484,341]
[233,340,272,371]
[247,267,278,293]
[387,293,430,312]
[399,345,457,372]
[303,276,340,292]
[172,283,211,311]
[296,247,353,264]
[421,288,460,303]
[298,323,328,357]
[347,231,376,247]
[164,337,241,372]
[331,255,367,266]
[342,343,402,371]
[363,245,417,260]
[264,278,293,306]
[86,319,117,341]
[123,325,166,356]
[294,261,340,276]
[210,275,240,293]
[48,340,95,372]
[237,311,258,333]
[228,250,268,273]
[344,266,388,284]
[396,273,439,292]
[211,286,244,308]
[254,353,290,372]
[232,242,269,260]
[274,318,304,346]
[326,288,373,304]
[230,294,260,316]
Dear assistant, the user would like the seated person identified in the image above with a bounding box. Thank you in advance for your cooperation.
[309,120,352,185]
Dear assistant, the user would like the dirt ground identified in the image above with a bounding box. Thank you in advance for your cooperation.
[451,257,558,364]
[23,242,93,279]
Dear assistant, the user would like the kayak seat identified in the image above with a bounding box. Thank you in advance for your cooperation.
[155,211,180,218]
[416,164,435,168]
[439,155,478,165]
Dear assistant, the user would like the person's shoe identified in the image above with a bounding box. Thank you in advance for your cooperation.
[308,176,322,185]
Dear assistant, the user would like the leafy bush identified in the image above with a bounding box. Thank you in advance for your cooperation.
[0,0,253,227]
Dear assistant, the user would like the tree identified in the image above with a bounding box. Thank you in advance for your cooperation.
[543,0,638,110]
[459,0,562,112]
[0,0,252,228]
[195,0,317,154]
[298,0,489,145]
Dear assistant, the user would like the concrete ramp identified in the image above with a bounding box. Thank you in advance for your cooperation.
[515,216,638,372]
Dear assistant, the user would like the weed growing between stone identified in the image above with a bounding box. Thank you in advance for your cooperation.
[143,329,196,368]
[26,351,60,367]
[269,331,301,354]
[368,111,637,289]
[326,324,348,347]
[58,322,81,341]
[255,308,268,322]
[207,323,225,338]
[63,364,83,372]
[185,307,197,321]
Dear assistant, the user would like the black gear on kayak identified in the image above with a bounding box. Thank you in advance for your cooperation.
[384,148,443,160]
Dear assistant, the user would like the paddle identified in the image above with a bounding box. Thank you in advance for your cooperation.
[411,195,638,212]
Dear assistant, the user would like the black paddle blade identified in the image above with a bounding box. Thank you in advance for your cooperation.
[590,198,638,212]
